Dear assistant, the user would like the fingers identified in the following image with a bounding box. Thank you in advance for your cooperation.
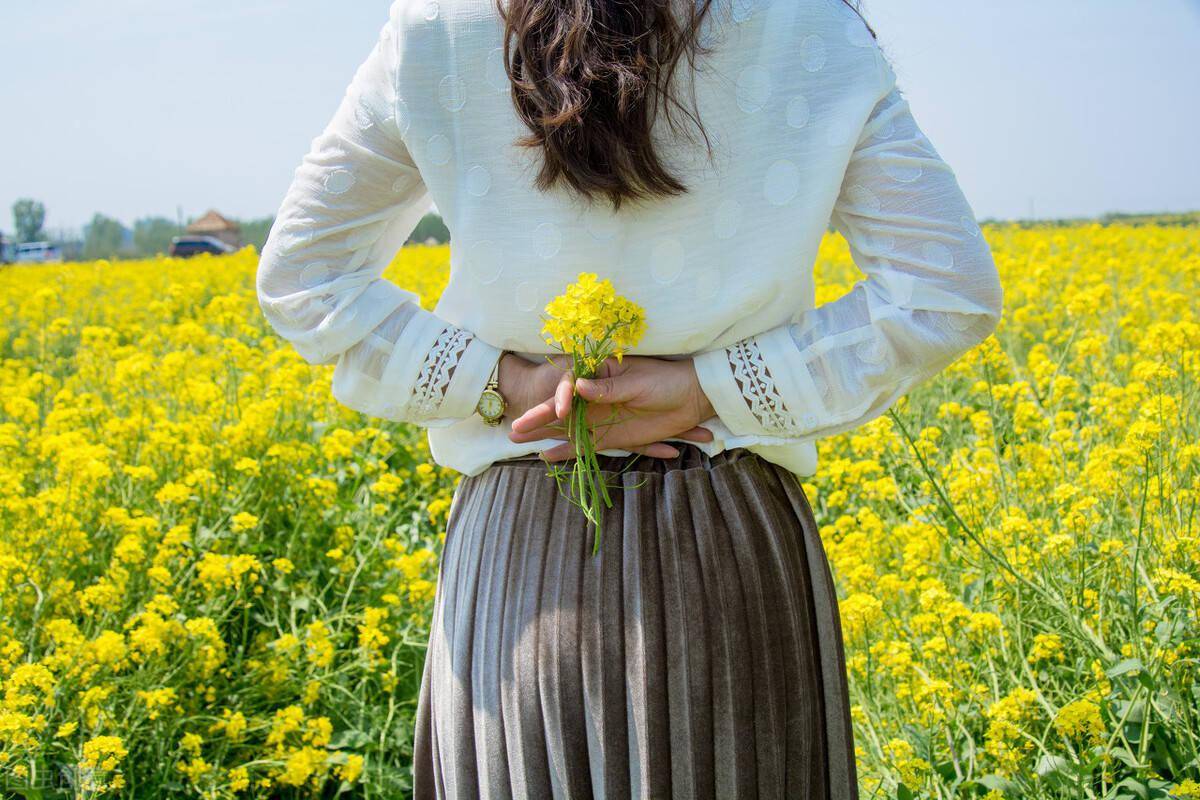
[674,425,714,443]
[512,369,574,435]
[508,421,568,443]
[538,441,574,461]
[510,396,558,434]
[554,371,574,419]
[540,440,680,462]
[513,417,709,448]
[593,355,627,379]
[632,442,681,459]
[509,403,635,443]
[511,398,632,443]
[574,372,641,405]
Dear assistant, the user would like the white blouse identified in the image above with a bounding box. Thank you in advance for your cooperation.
[256,0,1004,478]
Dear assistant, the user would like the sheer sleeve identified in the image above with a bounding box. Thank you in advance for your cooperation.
[255,5,501,427]
[693,72,1004,442]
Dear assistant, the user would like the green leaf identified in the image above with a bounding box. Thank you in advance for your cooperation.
[1155,616,1180,647]
[1108,746,1144,769]
[978,774,1017,792]
[1155,691,1177,721]
[1034,754,1072,788]
[1114,777,1150,800]
[329,728,373,749]
[1114,697,1147,724]
[1106,658,1145,678]
[1147,778,1175,796]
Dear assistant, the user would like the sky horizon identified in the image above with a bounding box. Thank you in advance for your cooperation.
[2,0,1198,234]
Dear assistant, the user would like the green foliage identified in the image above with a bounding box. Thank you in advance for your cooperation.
[977,210,1199,229]
[1098,210,1199,227]
[407,212,449,244]
[132,217,181,257]
[12,198,46,243]
[82,213,129,260]
[235,216,275,253]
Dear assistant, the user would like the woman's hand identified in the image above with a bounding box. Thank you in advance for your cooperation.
[506,354,717,461]
[497,351,573,426]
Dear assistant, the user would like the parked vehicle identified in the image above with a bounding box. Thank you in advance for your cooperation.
[169,235,236,258]
[15,241,63,263]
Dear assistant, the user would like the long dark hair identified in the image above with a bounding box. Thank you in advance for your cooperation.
[496,0,876,211]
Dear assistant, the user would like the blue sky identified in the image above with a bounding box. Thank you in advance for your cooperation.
[1,0,1197,233]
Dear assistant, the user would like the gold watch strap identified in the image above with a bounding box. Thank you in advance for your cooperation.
[487,353,502,389]
[477,352,506,423]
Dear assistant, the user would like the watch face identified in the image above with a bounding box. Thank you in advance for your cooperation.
[478,390,504,419]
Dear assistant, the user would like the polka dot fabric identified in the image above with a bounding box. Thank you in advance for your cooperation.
[256,0,1004,479]
[692,79,1005,448]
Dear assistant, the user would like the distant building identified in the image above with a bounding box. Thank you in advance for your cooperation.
[14,241,63,263]
[186,210,242,248]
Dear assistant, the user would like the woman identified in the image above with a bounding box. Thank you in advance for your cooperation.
[256,0,1004,796]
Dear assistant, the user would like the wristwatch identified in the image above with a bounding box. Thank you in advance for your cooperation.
[476,352,507,426]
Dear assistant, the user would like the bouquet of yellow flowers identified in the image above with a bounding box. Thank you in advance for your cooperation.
[540,272,647,555]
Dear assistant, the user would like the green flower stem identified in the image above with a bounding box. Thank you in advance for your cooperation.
[569,395,613,555]
[541,314,646,556]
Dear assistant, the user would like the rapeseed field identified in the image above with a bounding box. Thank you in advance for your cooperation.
[0,221,1196,798]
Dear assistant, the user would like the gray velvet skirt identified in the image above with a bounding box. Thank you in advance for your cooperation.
[412,443,858,800]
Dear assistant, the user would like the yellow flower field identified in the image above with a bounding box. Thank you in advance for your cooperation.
[0,220,1197,799]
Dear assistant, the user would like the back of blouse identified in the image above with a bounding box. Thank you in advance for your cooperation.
[256,0,1004,477]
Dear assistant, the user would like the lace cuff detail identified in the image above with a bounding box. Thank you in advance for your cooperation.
[410,325,475,419]
[726,338,801,435]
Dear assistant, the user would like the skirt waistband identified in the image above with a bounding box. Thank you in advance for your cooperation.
[491,442,760,476]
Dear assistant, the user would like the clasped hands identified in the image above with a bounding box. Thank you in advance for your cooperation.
[498,353,717,461]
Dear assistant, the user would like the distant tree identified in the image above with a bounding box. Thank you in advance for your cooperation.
[236,217,275,253]
[12,198,46,243]
[82,214,129,260]
[44,227,84,261]
[407,212,449,245]
[133,217,180,257]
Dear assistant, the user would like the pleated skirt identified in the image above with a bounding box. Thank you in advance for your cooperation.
[411,443,858,800]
